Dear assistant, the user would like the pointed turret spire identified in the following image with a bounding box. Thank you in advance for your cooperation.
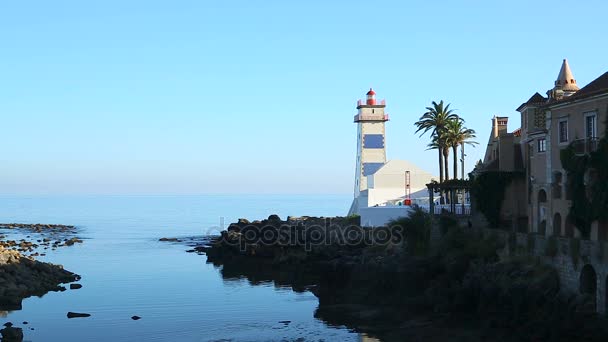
[554,59,579,93]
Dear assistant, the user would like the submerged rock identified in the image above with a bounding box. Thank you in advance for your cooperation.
[159,238,180,242]
[67,312,91,319]
[0,325,23,341]
[69,283,83,290]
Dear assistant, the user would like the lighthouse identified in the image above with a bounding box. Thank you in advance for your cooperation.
[347,89,436,221]
[353,88,389,194]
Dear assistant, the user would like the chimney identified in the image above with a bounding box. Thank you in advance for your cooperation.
[492,116,498,138]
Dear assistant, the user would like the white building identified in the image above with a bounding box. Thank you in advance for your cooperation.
[348,89,436,225]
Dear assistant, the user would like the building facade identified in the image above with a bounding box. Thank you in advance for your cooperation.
[479,59,608,240]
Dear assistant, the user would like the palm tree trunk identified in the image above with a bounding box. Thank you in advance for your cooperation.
[461,143,465,180]
[438,149,444,183]
[452,145,458,181]
[443,147,450,181]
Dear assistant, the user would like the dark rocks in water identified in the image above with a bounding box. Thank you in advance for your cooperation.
[64,238,83,246]
[267,214,281,221]
[70,283,83,290]
[185,249,196,253]
[131,316,141,320]
[0,247,79,311]
[21,322,27,325]
[67,312,91,319]
[278,320,291,324]
[159,238,180,242]
[0,325,23,341]
[3,322,12,327]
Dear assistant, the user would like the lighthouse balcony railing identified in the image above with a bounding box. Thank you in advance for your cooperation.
[354,114,390,122]
[357,99,386,107]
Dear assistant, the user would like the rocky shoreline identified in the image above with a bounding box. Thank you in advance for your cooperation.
[186,214,608,341]
[0,223,82,341]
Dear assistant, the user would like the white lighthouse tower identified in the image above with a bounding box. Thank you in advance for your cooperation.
[348,88,389,215]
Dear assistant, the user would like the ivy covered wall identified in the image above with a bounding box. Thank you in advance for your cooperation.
[560,123,608,238]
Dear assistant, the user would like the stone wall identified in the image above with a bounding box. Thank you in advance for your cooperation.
[480,228,608,314]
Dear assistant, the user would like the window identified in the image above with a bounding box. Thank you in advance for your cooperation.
[558,120,568,143]
[362,163,384,176]
[538,138,546,152]
[585,112,597,139]
[363,134,384,148]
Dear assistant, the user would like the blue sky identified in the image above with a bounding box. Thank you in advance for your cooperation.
[1,0,607,194]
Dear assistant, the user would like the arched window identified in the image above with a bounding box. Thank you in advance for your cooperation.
[553,213,562,236]
[538,189,547,203]
[580,264,597,312]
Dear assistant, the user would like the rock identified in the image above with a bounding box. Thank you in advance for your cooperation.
[64,238,83,246]
[3,323,12,327]
[70,283,83,290]
[185,249,196,253]
[268,214,281,222]
[131,316,141,320]
[67,312,90,319]
[279,320,291,324]
[0,326,23,341]
[159,238,180,242]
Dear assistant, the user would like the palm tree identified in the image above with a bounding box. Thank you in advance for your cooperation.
[415,100,458,183]
[426,135,443,184]
[444,117,478,180]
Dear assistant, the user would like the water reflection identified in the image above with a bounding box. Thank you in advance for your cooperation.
[206,254,395,341]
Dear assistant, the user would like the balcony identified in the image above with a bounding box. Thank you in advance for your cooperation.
[357,99,386,107]
[354,114,390,122]
[572,138,599,155]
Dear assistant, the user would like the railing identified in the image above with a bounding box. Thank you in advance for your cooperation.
[419,204,471,216]
[572,137,599,155]
[357,99,386,107]
[353,114,390,122]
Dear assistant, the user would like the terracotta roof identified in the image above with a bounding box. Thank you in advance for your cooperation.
[550,71,608,105]
[516,92,547,111]
[554,59,579,92]
[512,128,522,137]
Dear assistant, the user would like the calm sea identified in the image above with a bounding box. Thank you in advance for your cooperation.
[0,194,366,342]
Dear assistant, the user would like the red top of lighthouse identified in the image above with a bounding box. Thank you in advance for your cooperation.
[366,88,376,105]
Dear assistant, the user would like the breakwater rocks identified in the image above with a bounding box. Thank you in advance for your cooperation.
[195,215,608,341]
[0,223,75,233]
[0,246,80,311]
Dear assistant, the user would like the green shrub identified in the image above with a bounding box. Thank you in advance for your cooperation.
[388,206,432,256]
[437,226,502,262]
[545,236,558,257]
[344,214,361,226]
[470,171,524,227]
[438,214,459,235]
